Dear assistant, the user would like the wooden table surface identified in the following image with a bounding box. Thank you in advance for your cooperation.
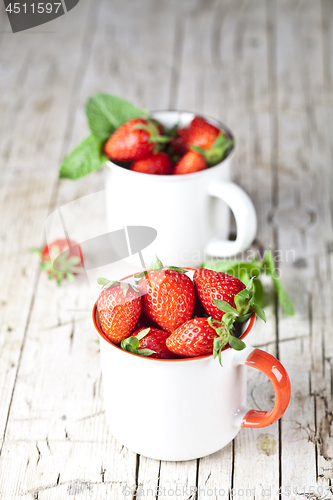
[1,0,333,498]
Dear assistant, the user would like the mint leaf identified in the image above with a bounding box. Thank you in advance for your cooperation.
[263,251,295,316]
[202,255,294,316]
[59,135,107,180]
[86,93,148,141]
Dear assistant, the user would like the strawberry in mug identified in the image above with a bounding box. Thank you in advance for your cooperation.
[92,260,291,461]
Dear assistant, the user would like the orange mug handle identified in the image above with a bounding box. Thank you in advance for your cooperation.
[241,348,291,428]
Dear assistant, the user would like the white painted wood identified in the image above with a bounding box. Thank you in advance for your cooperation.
[0,0,332,498]
[0,0,92,447]
[273,0,333,494]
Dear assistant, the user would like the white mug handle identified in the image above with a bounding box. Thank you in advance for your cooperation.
[205,181,257,258]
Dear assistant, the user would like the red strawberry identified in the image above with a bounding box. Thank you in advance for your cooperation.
[134,312,160,330]
[121,327,178,359]
[97,279,141,344]
[131,152,173,175]
[186,116,235,166]
[170,127,189,156]
[33,239,84,284]
[187,116,220,150]
[166,317,227,357]
[137,268,195,333]
[104,118,169,161]
[173,150,206,175]
[193,268,246,321]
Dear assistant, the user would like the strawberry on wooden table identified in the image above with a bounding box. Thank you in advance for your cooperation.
[121,327,178,359]
[33,238,84,284]
[173,150,206,175]
[104,118,169,161]
[131,152,173,175]
[137,258,195,333]
[97,278,141,344]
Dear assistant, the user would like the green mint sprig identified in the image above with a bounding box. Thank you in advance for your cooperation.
[202,250,295,316]
[59,94,147,180]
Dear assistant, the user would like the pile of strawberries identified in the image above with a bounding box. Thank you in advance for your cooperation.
[96,259,265,363]
[103,116,234,175]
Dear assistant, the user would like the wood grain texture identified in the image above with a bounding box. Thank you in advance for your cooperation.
[0,0,332,498]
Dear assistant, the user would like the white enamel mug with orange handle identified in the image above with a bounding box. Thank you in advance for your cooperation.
[92,270,291,462]
[105,111,257,268]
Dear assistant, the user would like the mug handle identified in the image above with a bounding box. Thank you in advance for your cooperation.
[205,181,257,257]
[234,346,291,428]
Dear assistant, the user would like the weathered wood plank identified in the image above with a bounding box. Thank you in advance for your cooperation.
[0,440,137,499]
[0,0,94,450]
[0,1,179,498]
[0,0,332,497]
[272,0,333,494]
[177,1,278,497]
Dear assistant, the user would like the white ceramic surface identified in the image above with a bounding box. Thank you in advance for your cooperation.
[105,111,257,268]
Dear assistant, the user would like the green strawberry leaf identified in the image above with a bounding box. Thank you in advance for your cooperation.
[245,277,255,296]
[134,270,148,283]
[66,273,75,283]
[121,336,140,353]
[137,348,155,356]
[212,132,228,149]
[236,312,252,323]
[97,277,111,286]
[202,139,235,166]
[166,266,188,273]
[235,288,250,300]
[59,135,107,180]
[136,328,150,341]
[30,248,42,255]
[228,335,246,351]
[40,262,52,271]
[221,312,237,330]
[213,299,238,314]
[251,304,266,323]
[86,93,148,141]
[120,282,129,297]
[153,256,164,271]
[234,293,247,311]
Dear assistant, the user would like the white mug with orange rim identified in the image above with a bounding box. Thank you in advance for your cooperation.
[105,111,257,268]
[92,270,291,461]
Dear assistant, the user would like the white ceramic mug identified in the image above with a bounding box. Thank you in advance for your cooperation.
[92,271,291,462]
[105,111,257,268]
